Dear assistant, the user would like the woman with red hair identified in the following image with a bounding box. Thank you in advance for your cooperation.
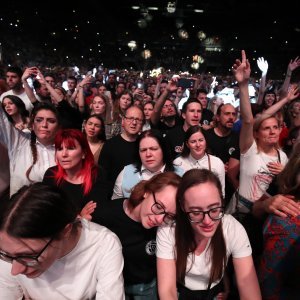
[43,128,109,220]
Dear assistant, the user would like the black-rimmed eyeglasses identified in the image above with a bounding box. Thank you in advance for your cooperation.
[0,237,54,267]
[123,116,144,124]
[151,192,176,225]
[185,207,225,223]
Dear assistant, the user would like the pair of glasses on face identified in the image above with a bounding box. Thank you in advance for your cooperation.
[0,237,54,267]
[185,207,225,223]
[123,116,144,124]
[151,192,176,225]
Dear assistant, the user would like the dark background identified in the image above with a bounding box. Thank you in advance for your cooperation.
[0,0,299,78]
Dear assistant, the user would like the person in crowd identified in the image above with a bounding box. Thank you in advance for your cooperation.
[0,78,8,96]
[196,88,214,129]
[232,51,296,215]
[99,106,144,197]
[0,66,33,112]
[83,114,106,163]
[95,172,181,299]
[108,90,133,139]
[142,101,155,131]
[156,168,261,300]
[165,98,202,160]
[174,125,225,196]
[0,182,125,299]
[1,95,30,132]
[258,141,300,300]
[151,78,182,136]
[112,129,184,199]
[0,101,59,196]
[43,128,109,220]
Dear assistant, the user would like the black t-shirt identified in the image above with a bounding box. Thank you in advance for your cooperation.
[42,165,111,214]
[165,125,186,160]
[94,199,157,285]
[204,128,240,164]
[201,108,214,126]
[98,134,138,189]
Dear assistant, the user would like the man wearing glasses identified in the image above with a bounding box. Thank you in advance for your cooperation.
[99,106,144,199]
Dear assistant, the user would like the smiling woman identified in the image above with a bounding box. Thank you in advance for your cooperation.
[0,182,124,299]
[94,172,181,299]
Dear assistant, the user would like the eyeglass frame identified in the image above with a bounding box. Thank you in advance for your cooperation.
[123,116,144,124]
[0,236,54,267]
[151,192,176,224]
[184,206,225,223]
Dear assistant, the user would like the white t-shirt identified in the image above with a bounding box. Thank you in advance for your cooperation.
[156,214,252,290]
[0,220,125,300]
[0,90,34,113]
[239,141,288,202]
[174,153,225,197]
[0,107,56,196]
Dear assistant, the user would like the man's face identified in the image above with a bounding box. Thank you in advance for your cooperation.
[182,102,202,127]
[161,100,176,118]
[216,104,237,129]
[122,106,144,136]
[197,92,208,109]
[6,72,21,90]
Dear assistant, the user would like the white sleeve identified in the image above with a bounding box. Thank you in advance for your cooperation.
[223,215,252,258]
[112,169,125,200]
[95,231,125,300]
[213,157,226,198]
[0,105,28,153]
[0,261,24,300]
[156,225,176,259]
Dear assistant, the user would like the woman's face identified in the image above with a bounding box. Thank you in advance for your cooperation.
[3,98,18,116]
[33,110,59,145]
[84,117,102,139]
[183,182,222,240]
[255,117,280,146]
[0,231,63,278]
[143,103,154,120]
[56,139,84,172]
[119,94,132,111]
[264,93,276,108]
[139,136,164,172]
[91,96,106,115]
[187,131,206,159]
[139,185,177,229]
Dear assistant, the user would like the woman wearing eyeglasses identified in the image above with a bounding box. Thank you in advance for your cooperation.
[156,169,261,300]
[0,182,125,299]
[94,172,181,300]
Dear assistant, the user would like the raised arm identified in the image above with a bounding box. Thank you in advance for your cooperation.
[256,57,268,106]
[21,67,39,104]
[254,85,299,129]
[279,56,300,97]
[150,78,178,126]
[232,50,253,153]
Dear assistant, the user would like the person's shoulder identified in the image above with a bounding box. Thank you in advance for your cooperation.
[43,166,57,179]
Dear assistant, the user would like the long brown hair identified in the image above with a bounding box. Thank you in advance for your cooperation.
[175,168,226,287]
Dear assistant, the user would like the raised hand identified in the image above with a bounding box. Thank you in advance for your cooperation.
[232,50,251,84]
[257,57,268,75]
[288,56,300,72]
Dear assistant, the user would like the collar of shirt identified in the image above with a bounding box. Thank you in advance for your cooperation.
[36,139,55,150]
[188,153,207,168]
[140,164,166,180]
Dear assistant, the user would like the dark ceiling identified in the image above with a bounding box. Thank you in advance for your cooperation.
[0,0,299,78]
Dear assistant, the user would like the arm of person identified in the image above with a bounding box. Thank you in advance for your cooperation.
[96,231,125,300]
[278,56,300,97]
[227,157,240,191]
[232,256,261,300]
[252,194,299,219]
[157,258,178,300]
[232,50,254,154]
[111,169,125,200]
[256,57,268,106]
[21,67,39,103]
[254,85,299,129]
[151,78,178,125]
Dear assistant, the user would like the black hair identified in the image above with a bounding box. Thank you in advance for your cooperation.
[0,182,78,239]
